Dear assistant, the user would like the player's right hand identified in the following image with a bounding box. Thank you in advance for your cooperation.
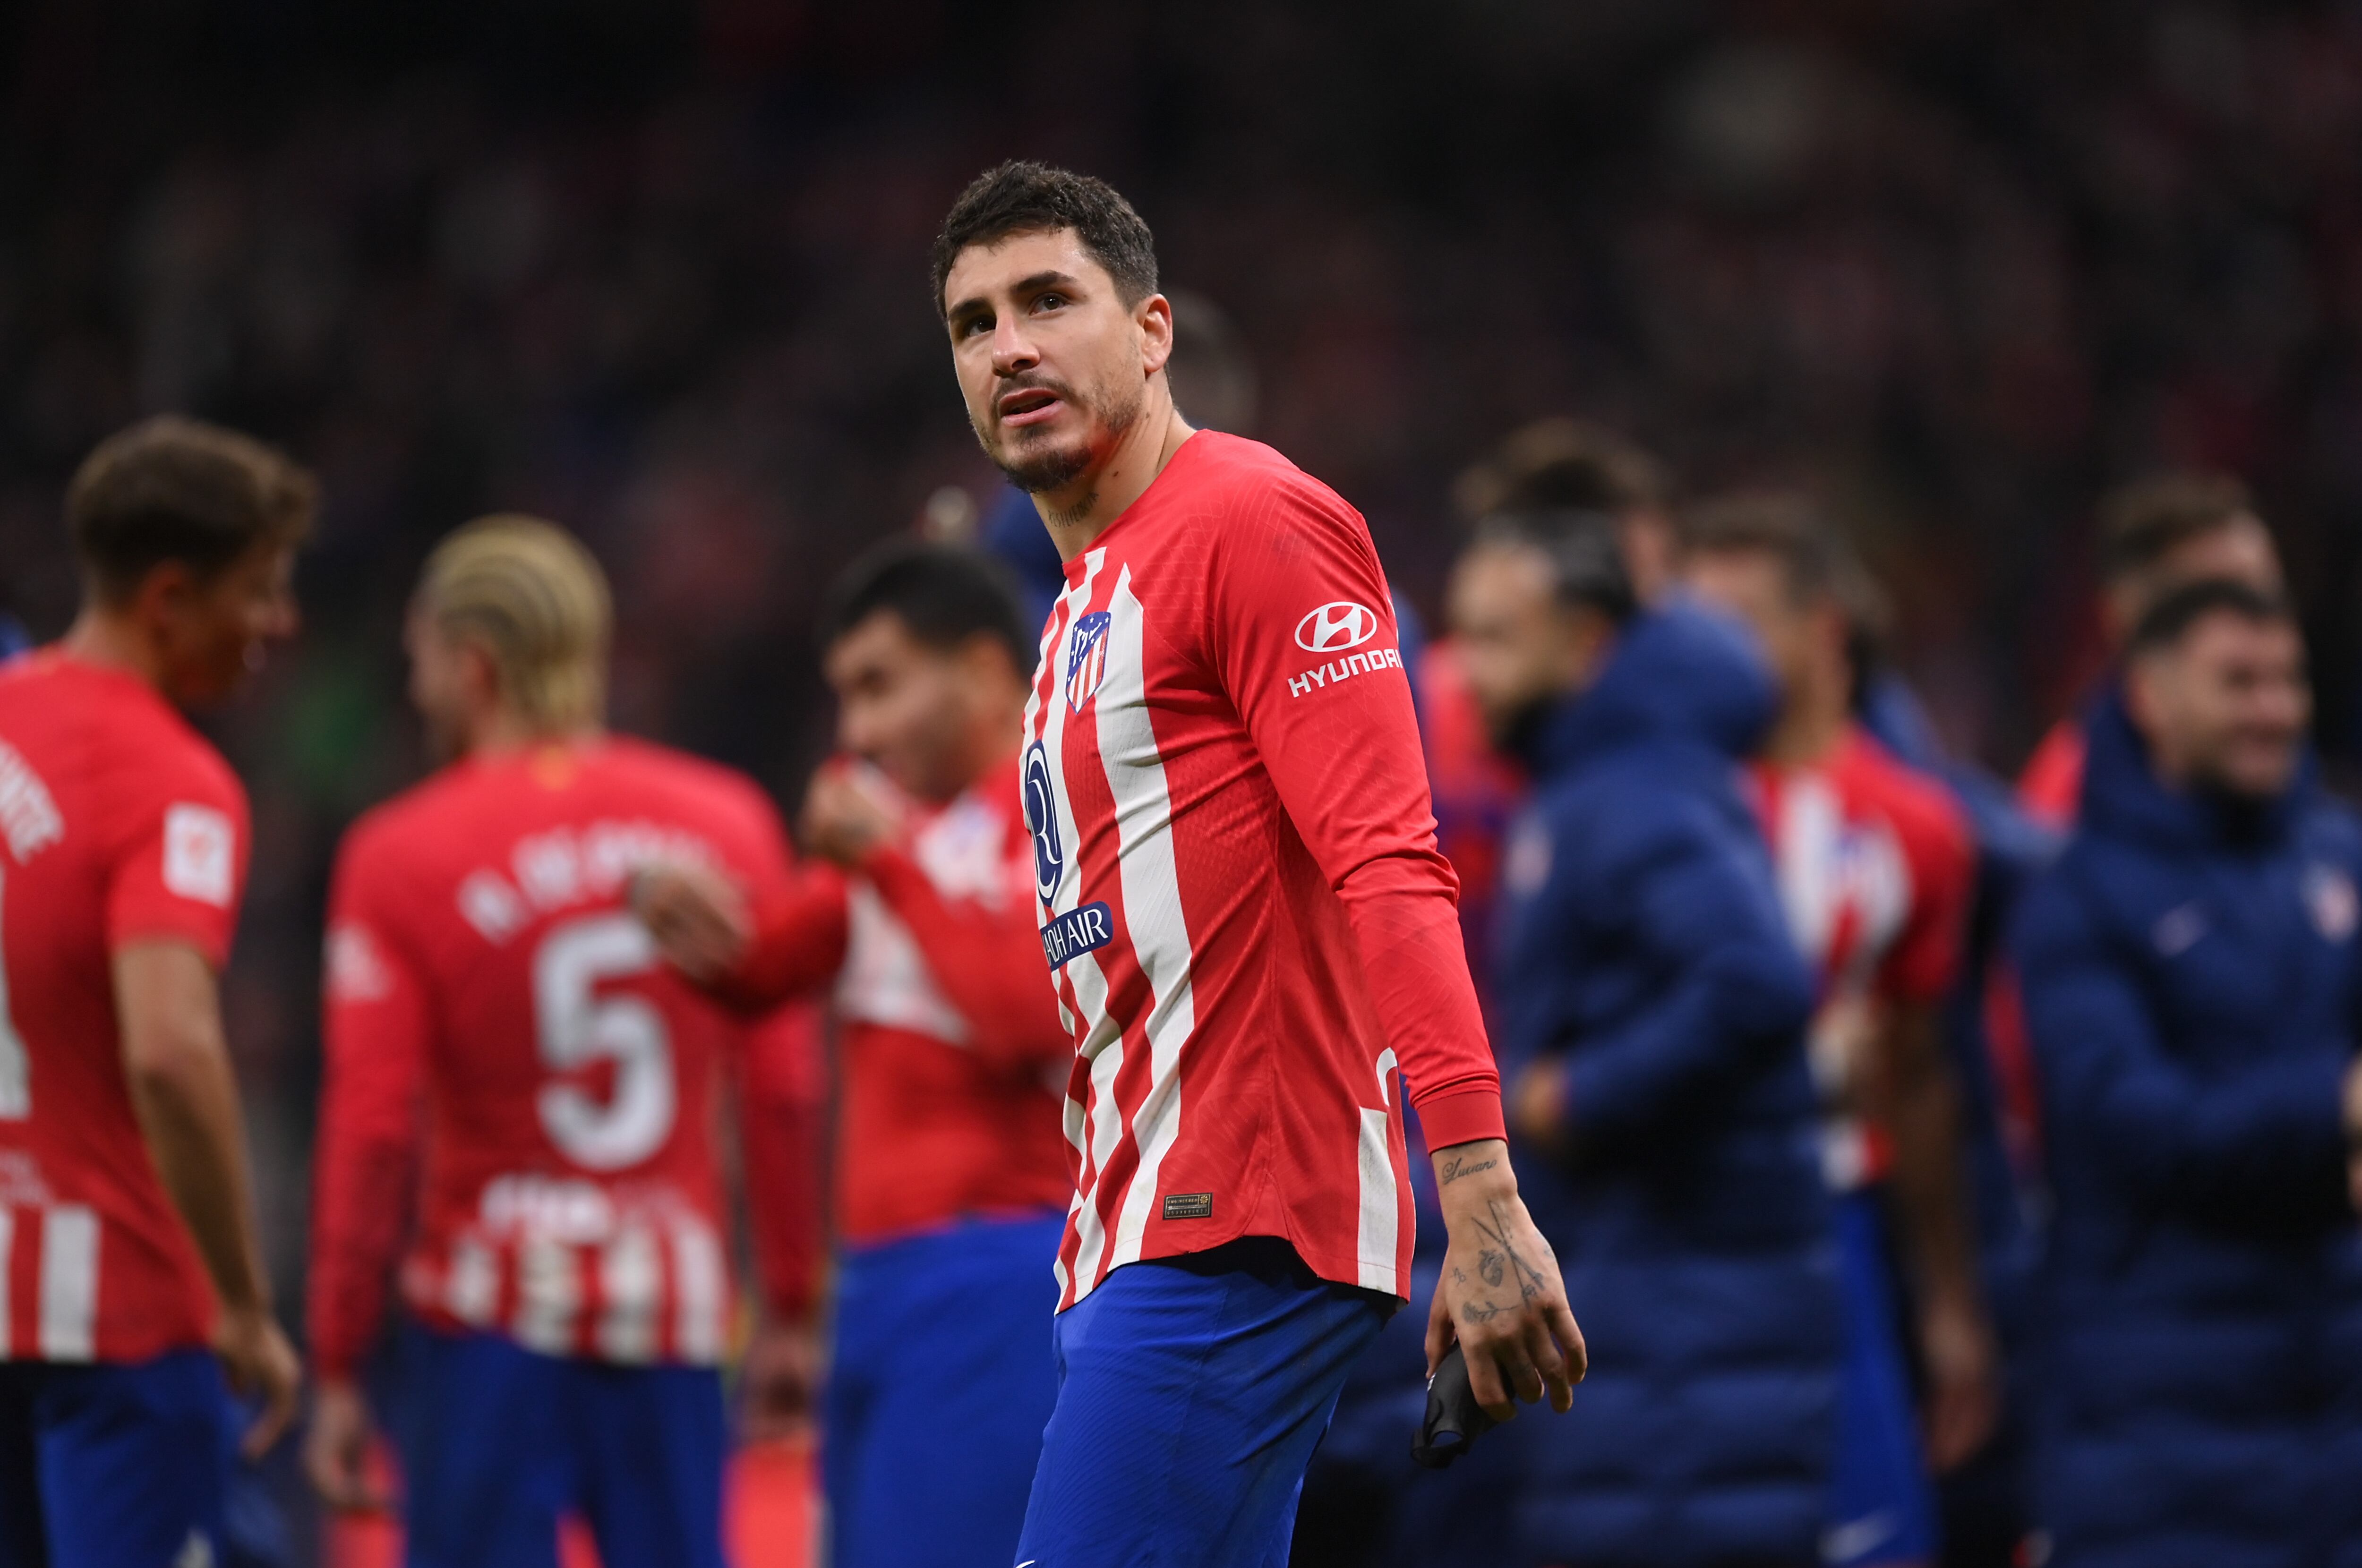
[213,1303,302,1458]
[305,1378,389,1512]
[740,1313,824,1443]
[631,861,752,982]
[1427,1141,1587,1423]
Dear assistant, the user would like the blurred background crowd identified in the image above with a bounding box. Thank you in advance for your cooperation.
[7,0,2362,1559]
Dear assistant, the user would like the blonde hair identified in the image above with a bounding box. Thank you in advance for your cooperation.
[416,515,611,733]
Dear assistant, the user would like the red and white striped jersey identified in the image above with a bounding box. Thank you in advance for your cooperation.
[0,652,249,1363]
[1020,432,1503,1310]
[1750,727,1975,1190]
[307,738,822,1378]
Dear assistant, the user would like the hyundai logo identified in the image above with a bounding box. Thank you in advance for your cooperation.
[1294,601,1379,653]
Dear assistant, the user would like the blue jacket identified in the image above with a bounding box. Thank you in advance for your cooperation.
[2010,692,2362,1568]
[1494,605,1837,1568]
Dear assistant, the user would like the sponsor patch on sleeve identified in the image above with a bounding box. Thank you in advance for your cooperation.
[1040,900,1114,969]
[163,803,235,907]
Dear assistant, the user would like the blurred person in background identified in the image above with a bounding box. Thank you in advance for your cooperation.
[1455,510,1834,1568]
[2017,475,2284,830]
[1683,495,2000,1568]
[2010,579,2362,1568]
[634,540,1071,1568]
[0,417,309,1567]
[304,518,824,1568]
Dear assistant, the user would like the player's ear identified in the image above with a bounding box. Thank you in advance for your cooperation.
[1137,292,1174,379]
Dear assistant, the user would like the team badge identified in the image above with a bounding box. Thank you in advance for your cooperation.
[2305,864,2358,943]
[1066,610,1113,712]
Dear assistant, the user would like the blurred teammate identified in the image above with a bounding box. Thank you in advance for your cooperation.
[1684,496,2000,1568]
[2017,474,2282,828]
[1457,510,1832,1567]
[928,160,1581,1565]
[304,517,822,1568]
[0,417,309,1566]
[635,540,1071,1568]
[2012,580,2362,1565]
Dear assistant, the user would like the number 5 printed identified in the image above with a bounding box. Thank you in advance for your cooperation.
[534,912,674,1169]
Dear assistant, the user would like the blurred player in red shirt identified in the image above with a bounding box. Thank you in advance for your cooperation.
[2017,474,2282,828]
[635,539,1071,1568]
[1685,495,1999,1568]
[0,417,310,1567]
[303,517,823,1568]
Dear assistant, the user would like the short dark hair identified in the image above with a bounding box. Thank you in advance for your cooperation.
[2126,576,2295,657]
[2097,472,2258,585]
[1679,490,1854,605]
[1452,418,1671,526]
[1472,509,1637,626]
[820,539,1035,672]
[68,415,316,601]
[931,161,1160,319]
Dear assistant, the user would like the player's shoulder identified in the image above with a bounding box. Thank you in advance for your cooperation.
[1172,432,1361,529]
[11,654,246,814]
[1840,729,1970,862]
[595,735,776,822]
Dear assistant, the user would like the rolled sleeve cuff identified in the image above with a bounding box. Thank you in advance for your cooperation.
[1413,1087,1506,1150]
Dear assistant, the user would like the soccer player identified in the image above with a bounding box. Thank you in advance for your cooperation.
[1683,495,2000,1568]
[0,416,310,1566]
[926,160,1583,1564]
[633,540,1074,1568]
[302,516,822,1568]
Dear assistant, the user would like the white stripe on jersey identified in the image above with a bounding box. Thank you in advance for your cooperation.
[1095,567,1198,1274]
[513,1235,579,1355]
[445,1237,498,1327]
[38,1205,97,1360]
[596,1223,660,1363]
[1773,776,1846,968]
[0,1209,12,1355]
[837,883,970,1044]
[1356,1049,1401,1294]
[670,1216,726,1363]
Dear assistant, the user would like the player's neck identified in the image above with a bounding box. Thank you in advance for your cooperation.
[1765,689,1850,768]
[463,710,603,761]
[60,607,171,695]
[1035,401,1196,562]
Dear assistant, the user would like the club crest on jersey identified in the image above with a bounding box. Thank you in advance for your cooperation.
[1023,741,1063,901]
[1066,610,1113,712]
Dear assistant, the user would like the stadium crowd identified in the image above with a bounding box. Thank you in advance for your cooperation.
[5,2,2362,1566]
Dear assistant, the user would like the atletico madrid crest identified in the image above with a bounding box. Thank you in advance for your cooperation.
[1066,610,1112,713]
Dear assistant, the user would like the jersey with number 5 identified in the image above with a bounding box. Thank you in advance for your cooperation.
[308,737,815,1377]
[0,651,250,1364]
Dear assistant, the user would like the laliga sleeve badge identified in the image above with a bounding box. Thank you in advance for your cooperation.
[1411,1343,1498,1469]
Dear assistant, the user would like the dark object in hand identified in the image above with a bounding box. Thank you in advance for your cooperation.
[1411,1343,1497,1469]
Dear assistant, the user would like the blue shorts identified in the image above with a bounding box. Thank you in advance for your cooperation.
[388,1324,725,1568]
[824,1211,1065,1568]
[0,1348,232,1568]
[1017,1236,1392,1568]
[1827,1190,1939,1567]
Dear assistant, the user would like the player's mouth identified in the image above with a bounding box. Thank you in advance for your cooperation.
[998,385,1065,429]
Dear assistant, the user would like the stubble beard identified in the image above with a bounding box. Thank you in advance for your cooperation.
[982,375,1145,524]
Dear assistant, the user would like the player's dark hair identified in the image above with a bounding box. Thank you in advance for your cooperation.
[2126,576,2294,657]
[2097,472,2259,585]
[68,415,316,602]
[1452,418,1671,526]
[931,161,1159,318]
[1472,509,1638,627]
[821,539,1035,673]
[1681,489,1893,710]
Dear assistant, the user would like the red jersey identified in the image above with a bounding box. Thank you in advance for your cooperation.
[1751,727,1974,1190]
[725,767,1072,1247]
[2017,715,2086,830]
[307,739,822,1380]
[0,652,248,1363]
[1022,432,1502,1311]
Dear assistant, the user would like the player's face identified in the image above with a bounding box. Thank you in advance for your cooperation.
[941,229,1165,496]
[2130,613,2310,801]
[1682,546,1816,704]
[404,607,480,761]
[825,611,971,801]
[1447,543,1609,747]
[151,540,299,707]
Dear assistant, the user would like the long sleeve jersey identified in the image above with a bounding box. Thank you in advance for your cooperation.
[722,769,1074,1245]
[307,738,824,1381]
[1020,431,1503,1309]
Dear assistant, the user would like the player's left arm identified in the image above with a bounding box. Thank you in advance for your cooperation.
[1209,475,1584,1420]
[734,1001,828,1442]
[1870,793,2000,1471]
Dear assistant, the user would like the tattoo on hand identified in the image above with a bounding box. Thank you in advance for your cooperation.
[1439,1153,1498,1186]
[1463,1298,1510,1324]
[1479,1249,1506,1287]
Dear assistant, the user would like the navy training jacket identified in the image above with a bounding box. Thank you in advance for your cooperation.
[1494,604,1838,1568]
[2010,692,2362,1568]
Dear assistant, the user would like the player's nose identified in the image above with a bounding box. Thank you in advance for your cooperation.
[988,317,1039,376]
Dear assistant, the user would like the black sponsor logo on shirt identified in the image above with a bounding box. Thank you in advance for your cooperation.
[1040,900,1113,969]
[1161,1192,1215,1221]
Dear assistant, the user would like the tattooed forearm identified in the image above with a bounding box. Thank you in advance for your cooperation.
[1438,1153,1498,1186]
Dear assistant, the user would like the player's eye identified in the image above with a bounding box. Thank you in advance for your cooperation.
[1034,292,1067,313]
[957,313,992,339]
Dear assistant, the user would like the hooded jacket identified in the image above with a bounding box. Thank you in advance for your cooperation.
[1494,604,1836,1568]
[2009,691,2362,1568]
